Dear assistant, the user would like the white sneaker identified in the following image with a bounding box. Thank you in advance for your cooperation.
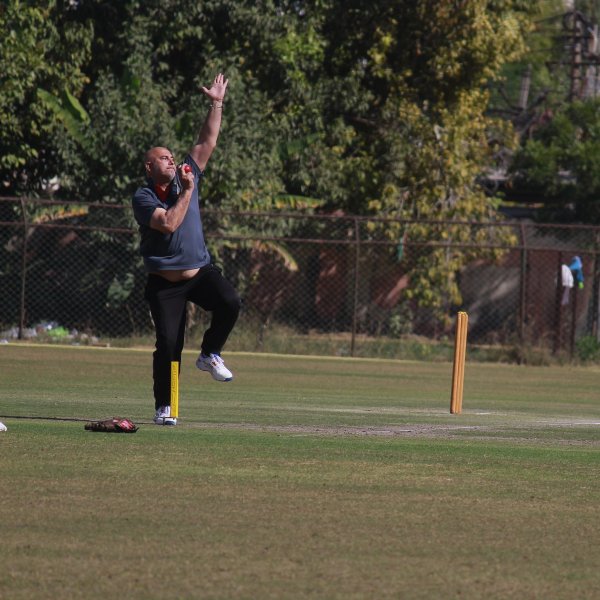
[196,352,233,382]
[153,405,177,426]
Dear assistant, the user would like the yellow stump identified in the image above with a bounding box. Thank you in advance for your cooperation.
[170,361,179,418]
[450,312,468,414]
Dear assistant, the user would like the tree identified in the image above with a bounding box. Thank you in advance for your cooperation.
[488,1,568,119]
[0,1,92,194]
[509,98,600,223]
[1,0,542,330]
[304,1,535,311]
[41,0,289,213]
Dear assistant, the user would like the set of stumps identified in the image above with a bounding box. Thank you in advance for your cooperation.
[166,313,468,422]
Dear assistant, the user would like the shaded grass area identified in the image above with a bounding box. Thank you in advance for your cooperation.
[0,344,599,599]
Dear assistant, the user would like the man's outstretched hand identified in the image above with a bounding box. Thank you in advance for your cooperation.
[201,73,228,103]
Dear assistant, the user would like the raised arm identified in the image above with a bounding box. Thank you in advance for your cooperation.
[189,73,229,171]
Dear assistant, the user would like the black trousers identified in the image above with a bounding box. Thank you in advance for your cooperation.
[145,266,241,409]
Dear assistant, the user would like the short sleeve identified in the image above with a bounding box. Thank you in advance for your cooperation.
[132,187,161,226]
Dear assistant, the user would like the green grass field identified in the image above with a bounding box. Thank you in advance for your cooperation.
[1,343,599,599]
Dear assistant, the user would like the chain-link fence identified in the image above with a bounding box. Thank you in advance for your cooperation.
[2,196,600,361]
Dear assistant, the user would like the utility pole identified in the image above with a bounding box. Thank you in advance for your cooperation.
[585,23,599,97]
[518,64,532,110]
[569,11,584,101]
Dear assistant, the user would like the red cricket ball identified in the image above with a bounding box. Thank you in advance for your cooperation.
[183,164,192,173]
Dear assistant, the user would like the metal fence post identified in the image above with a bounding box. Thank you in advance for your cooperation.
[519,222,527,344]
[18,197,28,340]
[553,252,563,355]
[593,233,600,341]
[570,276,578,358]
[350,218,360,357]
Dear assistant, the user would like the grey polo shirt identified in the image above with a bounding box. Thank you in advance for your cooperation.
[132,155,211,272]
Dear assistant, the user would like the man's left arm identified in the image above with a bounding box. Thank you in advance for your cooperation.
[190,73,229,171]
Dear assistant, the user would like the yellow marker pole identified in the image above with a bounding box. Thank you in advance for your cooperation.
[450,312,468,414]
[170,361,179,418]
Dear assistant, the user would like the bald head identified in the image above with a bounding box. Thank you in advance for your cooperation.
[144,147,176,183]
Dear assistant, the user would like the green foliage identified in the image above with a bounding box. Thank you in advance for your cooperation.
[574,0,600,18]
[510,99,600,222]
[489,0,569,113]
[0,0,92,192]
[37,88,90,145]
[106,273,135,308]
[576,334,600,362]
[320,1,530,312]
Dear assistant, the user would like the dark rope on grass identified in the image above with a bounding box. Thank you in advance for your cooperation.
[0,414,153,425]
[0,414,91,422]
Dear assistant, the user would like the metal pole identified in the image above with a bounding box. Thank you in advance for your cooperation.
[18,197,28,340]
[519,223,527,344]
[569,11,583,101]
[350,218,360,357]
[571,279,578,358]
[553,252,563,355]
[518,64,532,110]
[593,234,600,340]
